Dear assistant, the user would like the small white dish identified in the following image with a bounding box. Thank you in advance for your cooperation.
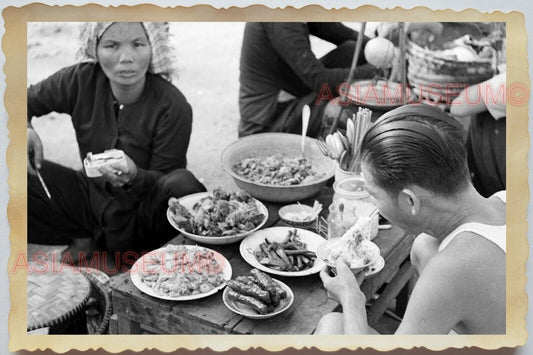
[278,204,318,227]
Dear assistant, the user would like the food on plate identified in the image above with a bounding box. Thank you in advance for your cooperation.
[321,217,380,268]
[168,187,266,236]
[253,229,317,272]
[226,269,289,314]
[233,153,323,186]
[139,245,225,297]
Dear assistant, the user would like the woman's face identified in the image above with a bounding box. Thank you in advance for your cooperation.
[96,22,151,88]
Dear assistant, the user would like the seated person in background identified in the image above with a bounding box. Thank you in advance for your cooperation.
[316,104,505,334]
[27,22,206,262]
[238,22,377,138]
[450,71,506,197]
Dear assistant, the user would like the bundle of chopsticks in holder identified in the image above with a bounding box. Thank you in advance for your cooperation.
[316,107,373,172]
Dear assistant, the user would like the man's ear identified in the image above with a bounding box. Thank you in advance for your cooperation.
[398,187,420,216]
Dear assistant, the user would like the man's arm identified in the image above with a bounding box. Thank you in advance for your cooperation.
[395,252,468,334]
[307,22,366,46]
[264,23,374,93]
[450,73,506,119]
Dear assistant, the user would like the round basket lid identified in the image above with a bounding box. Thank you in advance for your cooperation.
[348,79,412,110]
[27,263,91,331]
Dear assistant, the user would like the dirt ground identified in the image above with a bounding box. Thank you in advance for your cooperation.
[27,22,347,191]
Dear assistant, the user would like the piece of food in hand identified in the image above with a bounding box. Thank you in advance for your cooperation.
[227,289,269,314]
[84,149,127,178]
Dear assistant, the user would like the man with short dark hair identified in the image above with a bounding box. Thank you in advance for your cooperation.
[316,104,506,334]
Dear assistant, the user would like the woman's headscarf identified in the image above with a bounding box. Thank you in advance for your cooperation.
[77,22,176,81]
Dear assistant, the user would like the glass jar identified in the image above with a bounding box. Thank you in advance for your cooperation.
[331,176,379,239]
[327,204,358,239]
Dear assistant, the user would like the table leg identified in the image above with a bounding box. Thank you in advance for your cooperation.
[116,314,142,334]
[395,260,414,317]
[367,260,414,326]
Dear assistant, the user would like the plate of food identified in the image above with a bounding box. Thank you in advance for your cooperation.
[316,217,384,275]
[167,187,268,245]
[222,269,294,319]
[239,227,326,277]
[130,244,232,301]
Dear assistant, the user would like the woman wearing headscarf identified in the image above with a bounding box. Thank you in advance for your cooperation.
[27,22,206,261]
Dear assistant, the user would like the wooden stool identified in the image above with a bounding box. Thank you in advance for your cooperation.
[27,263,91,334]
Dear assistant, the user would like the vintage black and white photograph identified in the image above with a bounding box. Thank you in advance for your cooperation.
[20,15,512,344]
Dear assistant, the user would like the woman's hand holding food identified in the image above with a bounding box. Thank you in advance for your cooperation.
[27,126,44,175]
[98,152,138,187]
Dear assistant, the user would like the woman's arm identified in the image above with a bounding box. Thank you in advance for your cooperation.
[27,64,80,173]
[27,64,80,121]
[125,96,192,198]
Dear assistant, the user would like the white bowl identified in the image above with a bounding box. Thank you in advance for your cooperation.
[222,278,294,319]
[316,239,381,274]
[278,204,318,227]
[221,133,336,203]
[167,192,269,245]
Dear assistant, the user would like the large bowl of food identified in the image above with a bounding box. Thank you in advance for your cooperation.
[221,133,336,203]
[167,187,268,245]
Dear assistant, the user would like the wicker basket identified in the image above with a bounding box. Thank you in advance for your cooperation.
[81,268,112,334]
[406,40,495,104]
[27,263,91,334]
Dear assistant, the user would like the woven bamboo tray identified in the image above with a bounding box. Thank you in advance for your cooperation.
[406,40,495,104]
[27,263,91,333]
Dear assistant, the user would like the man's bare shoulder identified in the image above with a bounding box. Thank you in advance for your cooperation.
[426,231,505,283]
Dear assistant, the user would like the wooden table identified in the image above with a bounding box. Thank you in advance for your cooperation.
[109,187,415,334]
